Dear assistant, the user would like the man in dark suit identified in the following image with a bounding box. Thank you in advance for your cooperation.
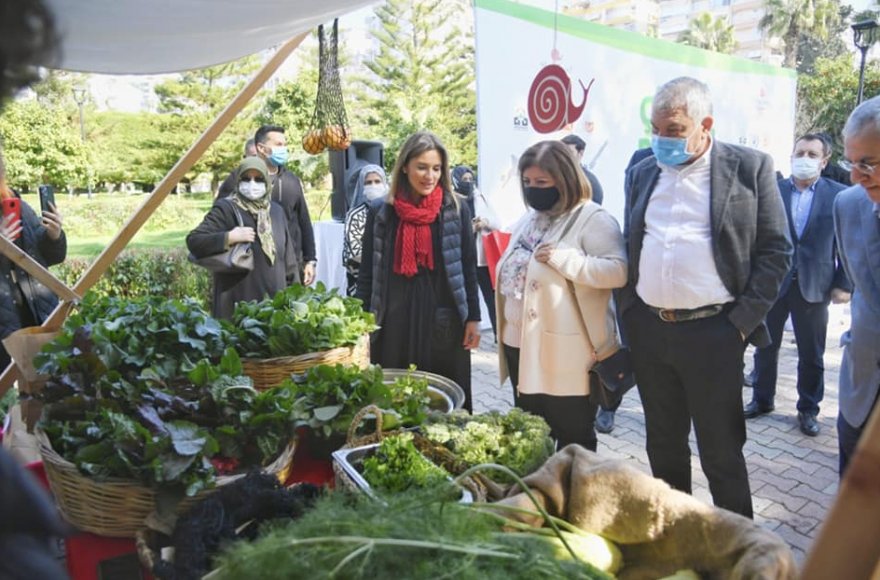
[746,134,851,436]
[620,77,791,518]
[560,134,604,205]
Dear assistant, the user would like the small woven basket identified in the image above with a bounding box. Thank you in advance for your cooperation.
[241,334,370,391]
[332,405,489,501]
[37,430,295,538]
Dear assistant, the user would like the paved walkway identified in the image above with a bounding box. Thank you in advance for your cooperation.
[470,303,852,566]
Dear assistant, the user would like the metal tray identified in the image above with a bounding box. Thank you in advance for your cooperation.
[332,442,473,503]
[382,369,466,413]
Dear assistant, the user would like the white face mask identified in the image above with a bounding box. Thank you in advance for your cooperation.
[239,180,267,200]
[363,183,386,201]
[791,157,821,180]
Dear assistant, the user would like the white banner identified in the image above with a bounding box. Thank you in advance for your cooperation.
[474,0,797,227]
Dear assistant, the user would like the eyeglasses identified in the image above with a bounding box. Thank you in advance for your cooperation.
[839,159,878,175]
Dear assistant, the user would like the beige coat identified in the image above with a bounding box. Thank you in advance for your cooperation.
[496,201,627,397]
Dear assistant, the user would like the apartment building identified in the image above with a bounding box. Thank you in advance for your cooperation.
[563,0,661,34]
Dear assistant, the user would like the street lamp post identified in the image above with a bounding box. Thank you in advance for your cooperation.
[71,86,92,199]
[852,20,879,105]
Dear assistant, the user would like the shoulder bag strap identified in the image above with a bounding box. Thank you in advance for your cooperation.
[557,203,616,361]
[223,197,245,228]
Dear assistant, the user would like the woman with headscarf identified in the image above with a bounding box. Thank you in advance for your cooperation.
[357,132,481,412]
[343,163,387,296]
[187,157,298,320]
[452,165,500,335]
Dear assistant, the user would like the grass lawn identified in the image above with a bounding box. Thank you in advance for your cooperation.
[21,190,333,258]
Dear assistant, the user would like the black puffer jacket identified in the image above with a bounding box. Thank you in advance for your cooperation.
[0,199,67,341]
[356,192,480,325]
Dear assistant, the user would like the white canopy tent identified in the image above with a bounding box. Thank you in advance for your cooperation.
[45,0,375,73]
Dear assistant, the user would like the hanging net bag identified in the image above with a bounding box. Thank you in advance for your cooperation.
[302,19,352,155]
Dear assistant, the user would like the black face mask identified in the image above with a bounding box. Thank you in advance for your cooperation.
[457,181,474,196]
[524,186,561,211]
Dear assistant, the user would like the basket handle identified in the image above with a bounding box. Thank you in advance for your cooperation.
[346,404,384,445]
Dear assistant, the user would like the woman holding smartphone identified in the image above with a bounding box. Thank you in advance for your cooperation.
[0,170,66,371]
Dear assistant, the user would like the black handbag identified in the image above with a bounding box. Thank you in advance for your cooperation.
[188,200,254,274]
[557,203,636,410]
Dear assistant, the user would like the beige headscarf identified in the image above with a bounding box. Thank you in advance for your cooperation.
[232,157,275,265]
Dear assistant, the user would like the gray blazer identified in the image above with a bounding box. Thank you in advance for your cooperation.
[778,176,850,303]
[833,186,880,427]
[620,141,792,347]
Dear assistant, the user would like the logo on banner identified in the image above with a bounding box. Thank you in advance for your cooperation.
[527,64,594,134]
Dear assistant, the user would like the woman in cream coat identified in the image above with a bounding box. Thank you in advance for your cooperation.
[496,141,627,450]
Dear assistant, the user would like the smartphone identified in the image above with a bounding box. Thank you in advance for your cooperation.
[1,198,21,240]
[38,184,55,214]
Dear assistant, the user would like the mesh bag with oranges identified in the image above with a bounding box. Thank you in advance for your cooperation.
[302,19,352,155]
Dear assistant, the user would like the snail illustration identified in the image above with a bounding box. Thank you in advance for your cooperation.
[527,64,595,134]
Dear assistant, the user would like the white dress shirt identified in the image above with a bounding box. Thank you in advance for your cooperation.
[636,142,735,309]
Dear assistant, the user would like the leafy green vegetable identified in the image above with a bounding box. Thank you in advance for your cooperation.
[424,409,555,484]
[210,491,612,579]
[226,282,377,358]
[282,364,431,440]
[361,433,451,493]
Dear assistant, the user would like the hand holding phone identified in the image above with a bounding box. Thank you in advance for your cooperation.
[38,185,55,215]
[1,198,22,241]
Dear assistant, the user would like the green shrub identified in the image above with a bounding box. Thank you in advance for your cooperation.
[56,248,212,309]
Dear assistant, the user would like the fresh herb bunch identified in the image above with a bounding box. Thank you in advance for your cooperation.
[39,346,293,496]
[361,433,451,493]
[210,491,612,580]
[34,294,230,383]
[424,409,555,484]
[226,282,376,358]
[284,364,431,439]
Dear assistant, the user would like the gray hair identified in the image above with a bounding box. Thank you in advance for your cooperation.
[843,95,880,140]
[652,77,713,122]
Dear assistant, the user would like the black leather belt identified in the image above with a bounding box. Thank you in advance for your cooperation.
[648,303,725,323]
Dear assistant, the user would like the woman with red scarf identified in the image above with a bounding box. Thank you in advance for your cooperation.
[357,132,481,412]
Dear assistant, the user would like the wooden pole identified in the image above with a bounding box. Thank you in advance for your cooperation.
[801,402,880,580]
[0,236,79,302]
[0,32,309,396]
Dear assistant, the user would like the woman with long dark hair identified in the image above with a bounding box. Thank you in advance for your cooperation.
[357,132,481,412]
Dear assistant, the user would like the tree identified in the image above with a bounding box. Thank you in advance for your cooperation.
[0,99,90,191]
[760,0,840,69]
[796,54,880,153]
[353,0,477,170]
[795,3,852,74]
[677,12,738,54]
[150,56,261,190]
[89,111,167,189]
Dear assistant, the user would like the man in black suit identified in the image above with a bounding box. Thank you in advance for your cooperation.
[620,77,791,518]
[745,134,851,436]
[560,134,604,205]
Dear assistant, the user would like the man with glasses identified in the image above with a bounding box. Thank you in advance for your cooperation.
[832,96,880,475]
[745,134,851,436]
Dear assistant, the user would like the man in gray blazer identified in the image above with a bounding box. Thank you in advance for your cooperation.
[833,96,880,476]
[620,77,792,518]
[746,134,851,436]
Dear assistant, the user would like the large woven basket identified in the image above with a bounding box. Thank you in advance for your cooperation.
[241,334,370,391]
[36,430,295,538]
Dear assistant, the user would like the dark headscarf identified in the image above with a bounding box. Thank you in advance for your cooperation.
[451,165,476,217]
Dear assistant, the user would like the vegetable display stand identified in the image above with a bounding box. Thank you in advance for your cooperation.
[37,431,295,538]
[242,334,369,391]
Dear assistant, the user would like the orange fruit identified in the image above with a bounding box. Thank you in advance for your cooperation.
[302,129,325,155]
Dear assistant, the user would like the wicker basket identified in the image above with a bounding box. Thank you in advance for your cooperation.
[241,334,370,391]
[331,405,490,501]
[36,430,295,538]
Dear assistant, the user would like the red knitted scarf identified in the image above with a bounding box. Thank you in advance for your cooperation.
[393,186,443,277]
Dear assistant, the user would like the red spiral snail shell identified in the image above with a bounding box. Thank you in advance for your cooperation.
[527,64,594,134]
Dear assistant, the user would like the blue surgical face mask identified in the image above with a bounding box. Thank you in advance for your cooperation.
[651,126,702,166]
[268,146,289,167]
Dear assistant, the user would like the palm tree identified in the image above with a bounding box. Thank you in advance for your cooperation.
[760,0,840,69]
[678,12,738,54]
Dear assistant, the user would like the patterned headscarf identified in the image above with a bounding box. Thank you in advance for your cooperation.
[232,157,275,265]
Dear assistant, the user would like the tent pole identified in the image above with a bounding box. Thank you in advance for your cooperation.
[0,31,309,396]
